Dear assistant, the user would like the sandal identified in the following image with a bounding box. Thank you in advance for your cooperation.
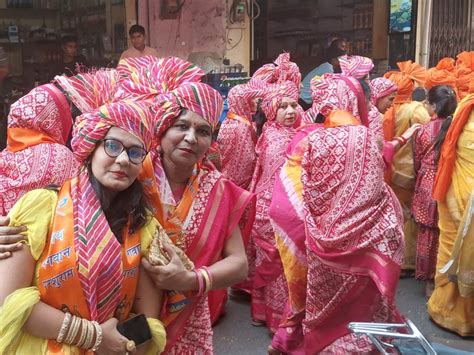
[251,319,266,327]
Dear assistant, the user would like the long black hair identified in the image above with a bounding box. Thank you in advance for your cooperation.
[429,85,458,163]
[88,165,150,243]
[252,99,267,137]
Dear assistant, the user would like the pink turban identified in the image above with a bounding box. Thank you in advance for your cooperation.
[251,52,301,87]
[71,100,156,162]
[55,68,119,114]
[153,82,224,137]
[259,80,299,122]
[227,83,259,120]
[339,55,374,79]
[114,56,205,102]
[370,77,398,105]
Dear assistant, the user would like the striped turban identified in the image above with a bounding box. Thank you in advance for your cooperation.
[339,55,374,79]
[370,77,398,105]
[71,100,155,162]
[227,83,259,120]
[251,52,301,87]
[114,56,205,102]
[259,80,299,122]
[55,68,119,114]
[153,82,224,138]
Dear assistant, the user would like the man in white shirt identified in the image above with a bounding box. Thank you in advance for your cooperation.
[120,25,159,60]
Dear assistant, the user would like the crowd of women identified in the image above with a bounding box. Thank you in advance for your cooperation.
[0,49,472,354]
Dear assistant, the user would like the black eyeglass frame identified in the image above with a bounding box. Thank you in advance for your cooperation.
[102,138,147,165]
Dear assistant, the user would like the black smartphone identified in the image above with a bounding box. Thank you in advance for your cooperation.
[116,314,152,345]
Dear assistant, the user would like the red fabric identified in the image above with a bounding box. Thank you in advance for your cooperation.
[412,117,443,227]
[412,117,443,280]
[0,84,78,215]
[415,226,440,280]
[301,125,404,352]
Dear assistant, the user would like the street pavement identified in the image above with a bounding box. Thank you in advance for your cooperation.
[213,278,474,354]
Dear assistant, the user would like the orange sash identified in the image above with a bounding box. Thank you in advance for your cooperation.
[227,112,252,126]
[324,109,361,128]
[139,155,199,325]
[6,127,57,152]
[433,94,474,201]
[37,181,141,354]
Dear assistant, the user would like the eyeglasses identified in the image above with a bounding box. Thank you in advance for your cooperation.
[102,139,147,165]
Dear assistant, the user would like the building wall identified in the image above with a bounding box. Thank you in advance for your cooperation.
[135,0,250,72]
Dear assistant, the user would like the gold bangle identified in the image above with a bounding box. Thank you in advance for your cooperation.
[200,268,211,294]
[56,312,72,343]
[90,321,103,352]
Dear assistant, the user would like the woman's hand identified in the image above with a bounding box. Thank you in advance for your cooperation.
[401,123,422,140]
[96,318,133,355]
[0,216,27,259]
[142,242,196,292]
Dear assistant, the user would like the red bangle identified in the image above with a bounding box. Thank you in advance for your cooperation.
[193,269,205,296]
[396,136,407,146]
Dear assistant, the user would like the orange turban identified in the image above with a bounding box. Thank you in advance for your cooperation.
[382,61,427,141]
[425,57,458,94]
[383,60,428,101]
[455,51,474,99]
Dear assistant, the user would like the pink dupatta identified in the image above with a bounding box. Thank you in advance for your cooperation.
[141,153,255,351]
[301,125,404,352]
[269,124,322,354]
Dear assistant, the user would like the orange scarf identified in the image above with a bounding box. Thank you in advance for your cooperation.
[433,94,474,201]
[37,180,141,353]
[6,127,57,152]
[324,109,361,128]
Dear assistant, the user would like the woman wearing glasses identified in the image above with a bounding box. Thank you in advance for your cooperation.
[0,101,166,354]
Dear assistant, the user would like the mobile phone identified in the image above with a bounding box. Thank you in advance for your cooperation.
[116,314,152,345]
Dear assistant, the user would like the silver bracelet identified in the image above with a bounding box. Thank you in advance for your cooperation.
[56,312,72,343]
[90,321,103,352]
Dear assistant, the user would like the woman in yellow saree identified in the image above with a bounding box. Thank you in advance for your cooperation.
[383,61,430,275]
[429,93,474,336]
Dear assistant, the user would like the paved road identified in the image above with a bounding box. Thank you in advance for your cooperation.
[213,278,474,354]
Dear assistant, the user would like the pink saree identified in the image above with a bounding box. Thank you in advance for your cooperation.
[250,121,298,332]
[217,83,258,190]
[269,124,321,354]
[301,124,405,353]
[140,153,256,354]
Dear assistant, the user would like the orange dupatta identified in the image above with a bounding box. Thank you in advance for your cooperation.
[37,180,141,354]
[433,94,474,202]
[6,127,57,152]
